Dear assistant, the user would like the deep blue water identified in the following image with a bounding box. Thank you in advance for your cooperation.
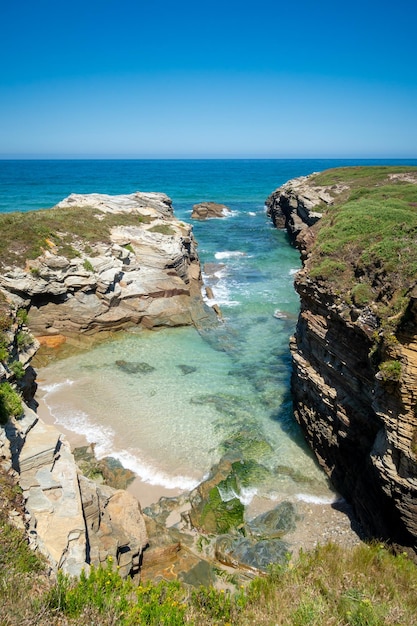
[3,158,417,508]
[1,158,417,214]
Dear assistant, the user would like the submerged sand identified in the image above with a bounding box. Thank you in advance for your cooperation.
[36,389,364,554]
[36,392,182,508]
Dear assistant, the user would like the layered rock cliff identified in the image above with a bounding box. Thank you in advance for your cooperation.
[266,167,417,557]
[0,191,213,337]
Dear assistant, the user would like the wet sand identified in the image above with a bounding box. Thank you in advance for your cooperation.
[36,391,364,551]
[36,392,183,508]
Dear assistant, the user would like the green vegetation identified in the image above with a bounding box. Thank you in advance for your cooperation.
[1,501,417,626]
[0,382,23,424]
[2,465,417,623]
[148,223,176,236]
[83,259,95,273]
[0,336,8,362]
[8,360,25,380]
[16,329,33,350]
[0,206,157,268]
[378,360,402,382]
[311,165,417,191]
[305,167,417,337]
[16,307,28,325]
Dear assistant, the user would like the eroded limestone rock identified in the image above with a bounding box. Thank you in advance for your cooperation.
[0,192,215,336]
[3,407,148,578]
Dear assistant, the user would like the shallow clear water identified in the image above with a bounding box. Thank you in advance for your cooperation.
[3,158,416,505]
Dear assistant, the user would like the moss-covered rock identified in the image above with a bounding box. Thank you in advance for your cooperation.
[189,458,245,535]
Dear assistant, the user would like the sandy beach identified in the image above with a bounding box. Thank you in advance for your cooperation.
[36,391,184,508]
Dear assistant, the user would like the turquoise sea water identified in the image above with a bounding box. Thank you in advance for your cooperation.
[2,159,417,509]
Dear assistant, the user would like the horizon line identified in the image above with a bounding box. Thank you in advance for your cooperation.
[1,155,417,161]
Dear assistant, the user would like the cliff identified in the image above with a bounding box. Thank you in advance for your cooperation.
[0,191,214,337]
[266,166,417,557]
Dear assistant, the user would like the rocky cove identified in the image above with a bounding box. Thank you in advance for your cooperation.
[2,166,416,587]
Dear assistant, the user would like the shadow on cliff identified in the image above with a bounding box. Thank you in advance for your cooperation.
[331,497,367,541]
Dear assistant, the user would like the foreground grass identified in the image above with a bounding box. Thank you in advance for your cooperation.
[1,468,417,626]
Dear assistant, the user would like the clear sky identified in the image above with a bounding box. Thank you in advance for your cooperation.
[1,0,416,158]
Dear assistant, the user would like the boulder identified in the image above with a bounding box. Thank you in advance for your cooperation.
[191,202,232,220]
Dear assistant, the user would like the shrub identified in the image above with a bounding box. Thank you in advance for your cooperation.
[16,308,28,325]
[9,360,25,380]
[16,330,33,350]
[0,336,9,362]
[0,312,12,332]
[83,259,94,273]
[352,283,374,307]
[378,360,402,382]
[0,382,23,424]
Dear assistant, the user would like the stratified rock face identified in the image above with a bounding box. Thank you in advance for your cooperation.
[266,175,335,241]
[266,171,417,557]
[6,406,148,577]
[0,192,213,336]
[191,202,231,220]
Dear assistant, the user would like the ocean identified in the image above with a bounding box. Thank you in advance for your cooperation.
[2,158,416,509]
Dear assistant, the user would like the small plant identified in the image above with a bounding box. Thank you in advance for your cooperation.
[0,312,12,331]
[378,359,402,382]
[0,382,23,424]
[124,243,134,253]
[352,283,374,307]
[30,267,40,277]
[9,361,25,380]
[16,308,28,325]
[148,224,175,236]
[16,330,33,350]
[83,259,94,273]
[0,336,9,362]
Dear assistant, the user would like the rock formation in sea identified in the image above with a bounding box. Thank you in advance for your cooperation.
[0,191,215,337]
[266,167,417,558]
[191,201,232,220]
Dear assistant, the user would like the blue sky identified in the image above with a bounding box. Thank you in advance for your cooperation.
[1,0,416,158]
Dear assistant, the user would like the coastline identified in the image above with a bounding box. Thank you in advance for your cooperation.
[36,392,183,508]
[35,384,364,553]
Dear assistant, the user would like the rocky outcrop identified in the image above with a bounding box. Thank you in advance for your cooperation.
[266,175,335,241]
[191,202,232,220]
[0,192,214,336]
[4,406,148,577]
[267,169,417,557]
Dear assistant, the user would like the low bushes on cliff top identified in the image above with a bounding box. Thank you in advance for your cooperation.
[0,206,154,267]
[306,168,417,325]
[311,165,417,190]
